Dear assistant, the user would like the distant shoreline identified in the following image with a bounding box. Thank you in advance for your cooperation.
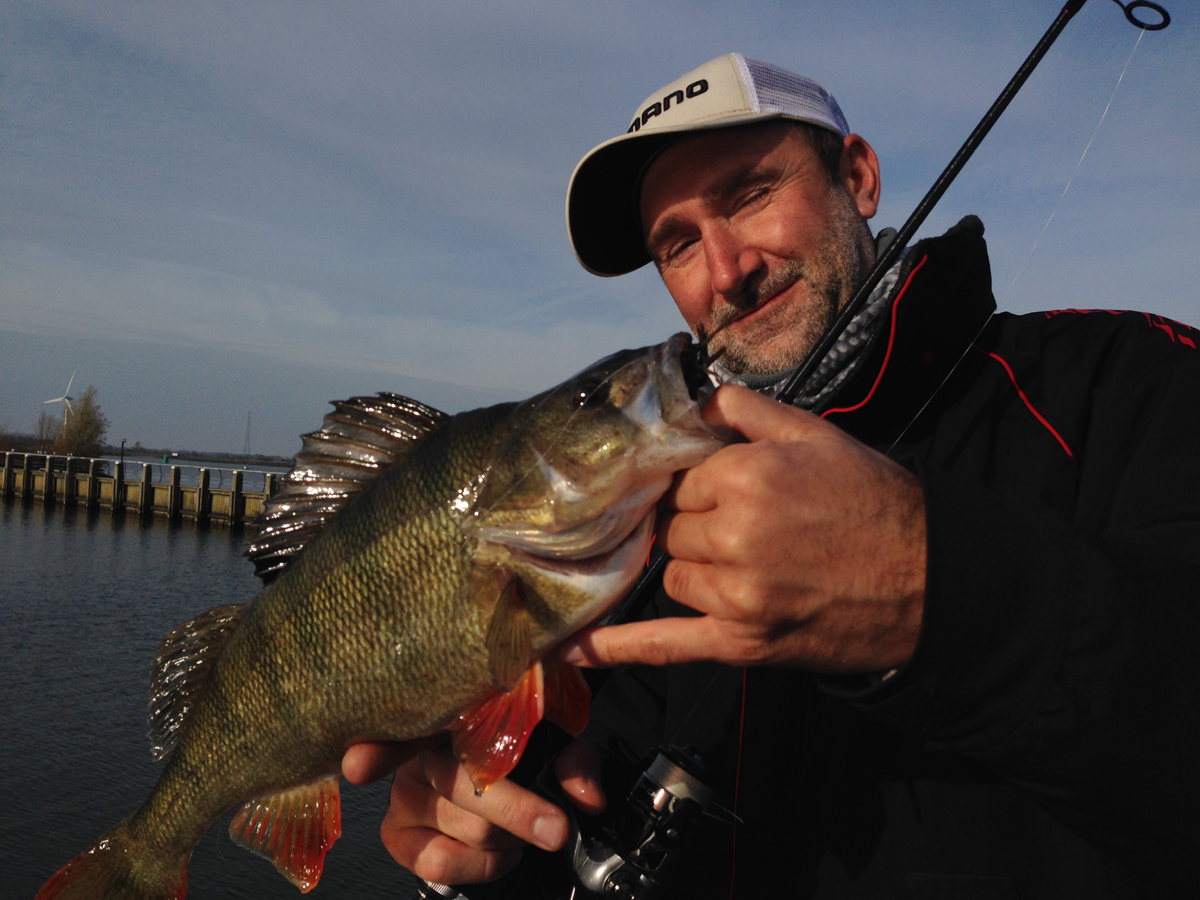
[1,432,293,468]
[100,447,295,468]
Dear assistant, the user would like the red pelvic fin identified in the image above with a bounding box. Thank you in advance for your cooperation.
[543,659,591,736]
[36,825,187,900]
[229,775,342,893]
[449,661,545,794]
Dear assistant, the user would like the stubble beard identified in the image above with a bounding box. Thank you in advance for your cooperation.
[699,188,875,376]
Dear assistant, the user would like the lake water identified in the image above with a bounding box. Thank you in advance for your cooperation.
[1,501,422,899]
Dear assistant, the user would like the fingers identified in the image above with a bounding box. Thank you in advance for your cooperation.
[665,392,826,516]
[378,746,571,886]
[702,383,821,442]
[341,736,442,785]
[383,827,523,886]
[555,740,606,815]
[419,748,570,851]
[559,617,733,668]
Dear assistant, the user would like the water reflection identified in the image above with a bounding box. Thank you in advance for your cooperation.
[2,503,421,899]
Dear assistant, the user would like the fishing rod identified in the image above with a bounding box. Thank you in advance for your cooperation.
[608,0,1170,628]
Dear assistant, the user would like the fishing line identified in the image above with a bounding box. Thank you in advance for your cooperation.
[1001,24,1145,304]
[884,312,996,458]
[666,666,729,748]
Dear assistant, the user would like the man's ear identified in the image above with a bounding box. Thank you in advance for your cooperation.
[840,134,881,220]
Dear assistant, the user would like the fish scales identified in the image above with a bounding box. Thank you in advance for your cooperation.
[36,335,728,899]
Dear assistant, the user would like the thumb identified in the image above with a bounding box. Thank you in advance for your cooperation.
[555,740,606,814]
[703,384,823,443]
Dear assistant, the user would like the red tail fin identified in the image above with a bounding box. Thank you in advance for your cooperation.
[36,825,187,900]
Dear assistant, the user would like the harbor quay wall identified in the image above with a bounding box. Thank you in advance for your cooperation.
[1,452,280,529]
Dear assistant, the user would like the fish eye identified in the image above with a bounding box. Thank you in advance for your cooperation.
[573,379,610,408]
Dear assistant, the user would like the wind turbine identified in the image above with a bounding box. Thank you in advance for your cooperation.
[45,372,76,421]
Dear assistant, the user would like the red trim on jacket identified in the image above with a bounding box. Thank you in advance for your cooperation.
[984,349,1074,458]
[821,255,930,419]
[1044,309,1198,349]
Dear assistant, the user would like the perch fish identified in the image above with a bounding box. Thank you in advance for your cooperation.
[36,334,728,899]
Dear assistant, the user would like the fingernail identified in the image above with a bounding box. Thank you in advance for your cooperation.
[559,644,584,665]
[532,814,567,851]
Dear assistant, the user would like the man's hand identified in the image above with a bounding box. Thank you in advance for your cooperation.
[561,384,926,674]
[342,740,605,887]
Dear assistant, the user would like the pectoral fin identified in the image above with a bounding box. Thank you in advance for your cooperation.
[485,577,534,690]
[229,775,342,893]
[449,662,545,794]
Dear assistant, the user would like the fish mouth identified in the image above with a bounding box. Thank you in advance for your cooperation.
[659,332,719,409]
[472,334,731,574]
[619,334,731,466]
[678,334,718,403]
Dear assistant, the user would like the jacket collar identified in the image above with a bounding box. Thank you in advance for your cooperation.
[818,216,997,447]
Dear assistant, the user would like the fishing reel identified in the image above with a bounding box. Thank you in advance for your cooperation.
[417,744,728,900]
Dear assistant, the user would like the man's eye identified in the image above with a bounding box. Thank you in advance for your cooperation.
[735,188,769,212]
[665,237,697,261]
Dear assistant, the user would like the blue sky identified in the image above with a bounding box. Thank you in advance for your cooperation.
[2,0,1196,456]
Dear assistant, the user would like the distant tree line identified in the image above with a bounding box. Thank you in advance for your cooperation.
[2,385,292,465]
[1,386,110,457]
[40,386,110,456]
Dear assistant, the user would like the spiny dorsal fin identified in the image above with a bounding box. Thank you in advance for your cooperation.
[149,603,247,760]
[230,775,342,893]
[247,392,449,584]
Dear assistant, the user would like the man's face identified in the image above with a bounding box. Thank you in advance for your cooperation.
[639,124,876,375]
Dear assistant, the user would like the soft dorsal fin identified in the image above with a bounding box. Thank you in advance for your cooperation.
[247,392,449,584]
[229,775,342,893]
[149,603,247,760]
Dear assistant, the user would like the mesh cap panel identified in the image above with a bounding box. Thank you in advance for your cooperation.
[741,56,849,135]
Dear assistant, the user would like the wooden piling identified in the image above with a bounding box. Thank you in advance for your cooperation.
[197,468,210,523]
[166,466,181,521]
[41,456,53,507]
[63,458,76,506]
[139,463,152,521]
[231,470,244,523]
[111,461,124,515]
[86,459,101,507]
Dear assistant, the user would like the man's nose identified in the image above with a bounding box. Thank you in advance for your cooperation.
[703,226,761,299]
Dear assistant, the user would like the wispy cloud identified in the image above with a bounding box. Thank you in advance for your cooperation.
[2,0,1196,453]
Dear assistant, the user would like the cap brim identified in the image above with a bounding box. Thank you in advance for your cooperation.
[566,111,788,277]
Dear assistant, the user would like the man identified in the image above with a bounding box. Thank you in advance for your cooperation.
[345,55,1200,896]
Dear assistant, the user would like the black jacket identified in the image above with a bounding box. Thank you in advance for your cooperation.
[584,218,1200,898]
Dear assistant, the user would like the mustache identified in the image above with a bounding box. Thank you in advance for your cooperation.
[704,258,808,336]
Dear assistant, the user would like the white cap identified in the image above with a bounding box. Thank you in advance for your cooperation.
[566,54,849,277]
